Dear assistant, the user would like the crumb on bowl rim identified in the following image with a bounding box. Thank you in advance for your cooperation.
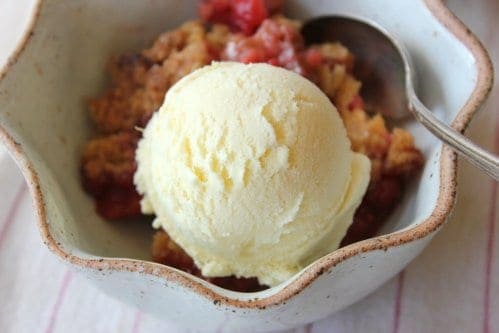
[0,0,493,309]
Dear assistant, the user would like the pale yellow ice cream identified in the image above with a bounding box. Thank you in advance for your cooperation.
[134,62,370,287]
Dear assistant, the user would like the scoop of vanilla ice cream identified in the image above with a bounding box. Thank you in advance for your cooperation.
[135,62,370,287]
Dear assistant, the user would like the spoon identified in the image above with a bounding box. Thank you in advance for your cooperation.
[302,16,499,180]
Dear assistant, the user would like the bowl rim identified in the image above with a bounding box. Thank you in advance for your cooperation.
[0,0,493,309]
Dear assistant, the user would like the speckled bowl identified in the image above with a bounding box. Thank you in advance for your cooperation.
[0,0,493,332]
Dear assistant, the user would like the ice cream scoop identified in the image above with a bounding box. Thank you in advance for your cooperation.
[134,62,370,286]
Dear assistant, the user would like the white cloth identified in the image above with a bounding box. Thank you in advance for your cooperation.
[0,0,498,332]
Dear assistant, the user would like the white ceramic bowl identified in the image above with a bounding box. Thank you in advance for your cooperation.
[0,0,493,332]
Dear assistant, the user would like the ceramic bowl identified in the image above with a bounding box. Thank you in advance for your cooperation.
[0,0,492,331]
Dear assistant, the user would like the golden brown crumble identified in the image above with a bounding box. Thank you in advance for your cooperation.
[81,14,424,291]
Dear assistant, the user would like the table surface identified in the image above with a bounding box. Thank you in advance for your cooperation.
[0,1,498,332]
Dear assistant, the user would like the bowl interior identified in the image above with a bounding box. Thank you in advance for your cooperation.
[0,0,477,291]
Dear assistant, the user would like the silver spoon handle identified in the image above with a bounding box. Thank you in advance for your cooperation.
[408,93,499,180]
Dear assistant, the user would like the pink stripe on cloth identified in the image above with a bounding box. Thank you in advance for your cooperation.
[0,183,27,246]
[44,270,74,333]
[483,116,499,333]
[392,271,405,333]
[131,310,143,333]
[483,181,497,333]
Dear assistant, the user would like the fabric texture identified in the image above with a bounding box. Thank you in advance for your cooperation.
[0,0,498,332]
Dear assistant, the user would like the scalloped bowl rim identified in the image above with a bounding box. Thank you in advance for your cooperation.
[0,0,493,309]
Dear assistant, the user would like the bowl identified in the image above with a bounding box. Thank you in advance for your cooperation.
[0,0,492,331]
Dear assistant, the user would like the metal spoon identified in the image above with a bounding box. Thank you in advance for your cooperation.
[302,16,499,180]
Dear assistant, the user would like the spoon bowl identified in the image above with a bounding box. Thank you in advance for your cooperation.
[302,16,499,180]
[302,16,408,120]
[0,1,494,331]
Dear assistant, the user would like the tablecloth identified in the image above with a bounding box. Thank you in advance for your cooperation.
[0,0,498,332]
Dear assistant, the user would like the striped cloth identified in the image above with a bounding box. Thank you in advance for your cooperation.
[0,0,498,332]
